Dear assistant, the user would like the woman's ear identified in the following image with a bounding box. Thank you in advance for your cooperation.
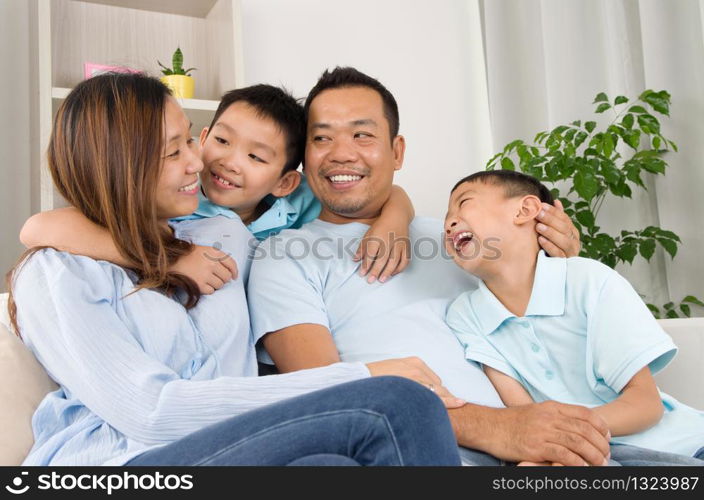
[270,170,301,198]
[514,195,543,225]
[199,127,209,148]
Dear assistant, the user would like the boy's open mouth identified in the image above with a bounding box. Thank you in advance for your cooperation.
[211,172,241,190]
[325,172,365,191]
[452,231,474,252]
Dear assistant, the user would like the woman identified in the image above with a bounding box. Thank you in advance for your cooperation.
[6,73,460,466]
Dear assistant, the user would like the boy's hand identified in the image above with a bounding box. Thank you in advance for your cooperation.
[354,223,411,284]
[536,200,581,257]
[170,244,238,294]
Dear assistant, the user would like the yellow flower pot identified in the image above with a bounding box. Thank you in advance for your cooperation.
[161,74,195,99]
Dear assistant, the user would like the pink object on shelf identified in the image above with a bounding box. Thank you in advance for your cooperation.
[83,63,141,80]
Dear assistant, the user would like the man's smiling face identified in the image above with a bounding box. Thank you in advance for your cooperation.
[304,86,404,223]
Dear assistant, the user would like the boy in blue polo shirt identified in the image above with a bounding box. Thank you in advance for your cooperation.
[444,169,704,464]
[20,84,415,288]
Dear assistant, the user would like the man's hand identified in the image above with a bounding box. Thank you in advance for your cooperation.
[536,200,581,257]
[170,244,238,294]
[451,400,611,466]
[367,356,466,409]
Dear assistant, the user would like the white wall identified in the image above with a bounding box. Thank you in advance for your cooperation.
[0,0,32,291]
[240,0,492,219]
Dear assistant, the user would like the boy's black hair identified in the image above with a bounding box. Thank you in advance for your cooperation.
[207,84,304,174]
[304,67,400,143]
[451,170,555,205]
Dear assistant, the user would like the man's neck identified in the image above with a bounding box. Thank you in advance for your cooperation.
[317,207,383,226]
[481,246,540,318]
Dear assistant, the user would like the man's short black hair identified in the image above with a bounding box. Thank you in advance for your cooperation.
[451,170,554,205]
[207,84,304,174]
[304,67,400,142]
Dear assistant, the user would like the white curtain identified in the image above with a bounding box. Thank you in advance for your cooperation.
[479,0,704,312]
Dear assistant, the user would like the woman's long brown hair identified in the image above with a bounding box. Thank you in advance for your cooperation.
[6,73,201,337]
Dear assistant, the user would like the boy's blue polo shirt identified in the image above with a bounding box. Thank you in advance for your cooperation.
[447,250,704,457]
[172,175,321,241]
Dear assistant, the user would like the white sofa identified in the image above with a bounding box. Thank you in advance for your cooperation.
[1,292,702,465]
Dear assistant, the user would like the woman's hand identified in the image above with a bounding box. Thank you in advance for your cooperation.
[170,245,238,294]
[366,356,466,409]
[536,199,582,257]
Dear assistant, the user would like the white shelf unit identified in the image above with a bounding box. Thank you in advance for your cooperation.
[30,0,244,211]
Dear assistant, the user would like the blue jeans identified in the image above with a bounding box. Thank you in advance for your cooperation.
[126,376,461,466]
[458,444,704,466]
[610,444,704,466]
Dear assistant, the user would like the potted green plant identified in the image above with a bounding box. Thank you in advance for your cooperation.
[487,90,703,318]
[158,47,196,99]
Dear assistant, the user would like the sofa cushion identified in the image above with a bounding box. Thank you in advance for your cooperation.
[0,293,58,466]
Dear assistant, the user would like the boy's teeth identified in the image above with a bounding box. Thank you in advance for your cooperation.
[178,181,198,192]
[454,231,474,251]
[215,174,233,186]
[329,174,362,183]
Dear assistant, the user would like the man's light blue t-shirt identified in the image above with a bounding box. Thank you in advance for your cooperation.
[172,174,321,241]
[446,250,704,457]
[247,217,504,407]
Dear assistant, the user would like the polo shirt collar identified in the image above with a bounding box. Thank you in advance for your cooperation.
[192,190,237,219]
[469,250,567,336]
[247,194,299,238]
[192,189,300,239]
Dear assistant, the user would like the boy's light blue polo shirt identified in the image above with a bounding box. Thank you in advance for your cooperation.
[447,250,704,457]
[172,175,321,241]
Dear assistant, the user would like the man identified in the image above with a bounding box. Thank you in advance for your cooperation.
[247,67,686,466]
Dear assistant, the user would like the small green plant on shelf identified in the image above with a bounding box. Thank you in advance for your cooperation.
[158,47,196,76]
[486,90,702,318]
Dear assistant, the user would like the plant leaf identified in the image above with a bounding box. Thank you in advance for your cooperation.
[594,92,609,103]
[680,304,691,317]
[621,114,634,129]
[642,157,666,175]
[574,168,599,201]
[614,95,628,105]
[616,242,638,263]
[656,237,678,258]
[173,47,184,73]
[639,239,656,260]
[647,303,661,318]
[637,114,660,133]
[574,131,588,147]
[595,103,611,113]
[501,157,515,171]
[628,105,647,114]
[576,210,595,228]
[683,296,704,307]
[642,90,671,116]
[622,129,641,149]
[603,133,615,157]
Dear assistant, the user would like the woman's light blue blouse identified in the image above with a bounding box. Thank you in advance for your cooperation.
[13,215,369,466]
